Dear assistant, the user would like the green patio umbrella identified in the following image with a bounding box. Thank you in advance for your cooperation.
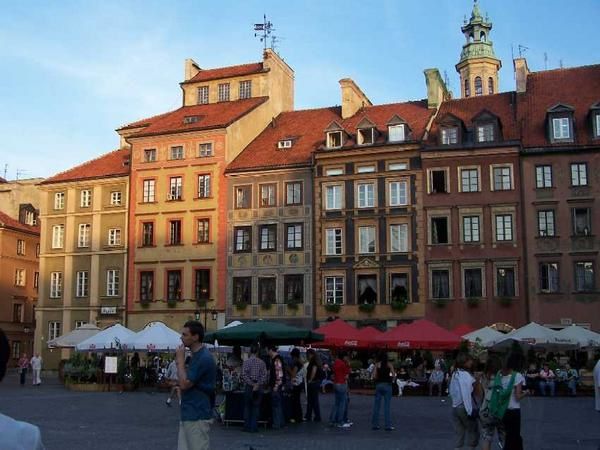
[204,320,324,345]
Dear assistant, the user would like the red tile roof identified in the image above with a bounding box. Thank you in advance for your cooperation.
[117,110,176,131]
[0,210,39,235]
[125,97,269,138]
[41,148,130,185]
[227,100,434,172]
[428,92,519,144]
[0,177,6,183]
[183,62,265,84]
[518,64,600,148]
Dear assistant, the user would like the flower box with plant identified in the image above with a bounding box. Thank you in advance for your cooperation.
[286,300,300,310]
[324,303,341,313]
[391,297,409,312]
[167,298,178,308]
[234,301,248,311]
[432,298,450,308]
[497,296,514,307]
[466,297,481,308]
[260,299,274,310]
[358,303,375,313]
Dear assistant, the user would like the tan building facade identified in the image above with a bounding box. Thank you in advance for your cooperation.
[0,177,43,223]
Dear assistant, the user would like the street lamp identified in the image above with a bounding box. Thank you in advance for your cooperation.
[194,300,218,329]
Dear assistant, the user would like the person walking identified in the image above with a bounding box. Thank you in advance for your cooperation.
[288,348,305,423]
[594,358,600,412]
[480,356,505,450]
[371,351,395,431]
[449,353,480,450]
[329,351,351,428]
[242,344,268,433]
[175,321,216,450]
[30,353,42,386]
[17,353,29,386]
[304,349,322,422]
[499,353,527,450]
[429,363,444,396]
[268,345,286,429]
[165,359,180,407]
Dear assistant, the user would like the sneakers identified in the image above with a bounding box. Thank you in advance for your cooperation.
[166,399,172,407]
[385,427,395,431]
[337,423,352,428]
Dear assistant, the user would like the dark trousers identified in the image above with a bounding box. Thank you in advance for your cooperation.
[502,409,523,450]
[243,385,262,432]
[19,368,27,385]
[305,381,321,421]
[291,385,303,422]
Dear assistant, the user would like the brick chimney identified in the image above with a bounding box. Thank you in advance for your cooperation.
[339,78,372,119]
[184,58,201,82]
[423,69,450,109]
[514,58,529,93]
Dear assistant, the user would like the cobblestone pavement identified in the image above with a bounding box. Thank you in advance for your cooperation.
[1,374,599,450]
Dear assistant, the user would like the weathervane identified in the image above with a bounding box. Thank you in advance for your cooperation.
[254,14,274,51]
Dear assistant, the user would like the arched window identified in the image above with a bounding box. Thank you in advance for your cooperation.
[488,77,494,94]
[480,32,486,42]
[474,77,483,96]
[464,79,470,97]
[469,33,474,43]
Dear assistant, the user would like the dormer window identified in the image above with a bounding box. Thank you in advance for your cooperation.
[388,124,406,142]
[592,103,600,138]
[552,118,570,140]
[327,131,343,148]
[441,127,458,145]
[547,103,574,143]
[357,127,375,145]
[477,123,495,142]
[278,139,293,149]
[595,112,600,138]
[183,116,200,124]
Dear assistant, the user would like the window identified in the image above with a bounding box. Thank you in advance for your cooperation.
[430,169,448,193]
[218,83,230,102]
[357,183,375,208]
[390,273,409,303]
[140,271,154,302]
[195,269,210,301]
[441,127,458,145]
[572,208,591,236]
[198,174,211,198]
[258,277,276,304]
[492,166,512,190]
[463,216,480,243]
[388,124,406,142]
[496,267,516,297]
[48,322,61,341]
[595,113,600,138]
[12,304,23,323]
[539,263,559,293]
[570,163,588,186]
[324,276,344,305]
[50,272,62,298]
[80,190,91,207]
[169,220,182,245]
[259,224,277,251]
[108,228,121,246]
[431,217,449,244]
[536,165,553,188]
[239,80,252,99]
[284,275,304,304]
[327,131,342,148]
[389,162,407,171]
[357,165,375,174]
[325,185,342,210]
[76,271,89,297]
[143,179,155,203]
[538,211,555,237]
[144,149,157,162]
[285,182,302,205]
[197,219,210,243]
[110,191,122,206]
[464,268,483,298]
[358,226,376,254]
[234,226,252,253]
[198,143,213,157]
[78,224,90,248]
[54,192,65,210]
[488,77,494,95]
[357,127,375,145]
[325,168,344,176]
[460,168,479,192]
[575,262,595,292]
[142,222,154,246]
[286,224,303,250]
[278,139,293,149]
[390,224,408,252]
[167,270,182,301]
[325,228,343,255]
[260,184,276,207]
[477,123,494,142]
[552,117,571,140]
[11,341,21,359]
[358,274,377,304]
[197,86,209,104]
[52,225,65,249]
[36,244,40,257]
[170,146,184,160]
[169,177,182,200]
[16,239,25,256]
[25,210,35,225]
[106,269,120,296]
[34,272,39,289]
[431,269,450,299]
[14,269,25,287]
[495,215,513,241]
[389,181,408,206]
[75,321,87,329]
[464,78,470,98]
[474,77,483,96]
[233,277,251,304]
[235,186,251,209]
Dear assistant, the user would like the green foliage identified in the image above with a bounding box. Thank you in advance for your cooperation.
[63,352,99,384]
[286,301,300,310]
[324,303,341,313]
[260,300,273,310]
[167,299,178,308]
[391,299,408,311]
[466,297,481,308]
[432,298,449,308]
[234,301,248,311]
[358,303,375,313]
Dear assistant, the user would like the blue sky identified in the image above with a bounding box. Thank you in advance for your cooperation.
[0,0,598,179]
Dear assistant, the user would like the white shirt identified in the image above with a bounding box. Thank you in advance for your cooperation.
[0,413,44,450]
[501,372,525,410]
[166,361,178,381]
[30,356,42,370]
[449,369,475,415]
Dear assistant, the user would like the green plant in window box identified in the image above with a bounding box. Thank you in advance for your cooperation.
[432,298,449,308]
[324,303,341,313]
[287,300,300,310]
[466,297,481,308]
[167,298,178,308]
[358,303,376,313]
[196,299,208,308]
[497,296,514,307]
[260,299,274,310]
[234,301,248,311]
[391,298,409,311]
[140,299,151,308]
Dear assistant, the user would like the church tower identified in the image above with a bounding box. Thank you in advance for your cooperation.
[456,0,501,98]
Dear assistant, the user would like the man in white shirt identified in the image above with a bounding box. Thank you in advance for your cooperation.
[449,353,480,450]
[165,359,180,407]
[30,353,43,386]
[0,329,45,449]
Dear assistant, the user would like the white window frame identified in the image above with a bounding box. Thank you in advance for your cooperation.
[538,210,555,237]
[143,148,157,162]
[170,146,184,160]
[358,226,376,254]
[285,182,302,205]
[80,189,91,207]
[278,140,293,149]
[326,131,343,149]
[48,322,61,341]
[460,167,480,193]
[286,224,303,250]
[552,117,571,139]
[16,239,25,255]
[110,191,122,206]
[357,127,375,145]
[325,228,343,255]
[325,168,344,176]
[76,271,89,297]
[325,185,342,210]
[491,165,513,191]
[495,214,514,241]
[106,269,120,297]
[169,177,183,200]
[198,174,211,198]
[143,179,155,203]
[218,83,230,102]
[78,223,91,248]
[197,86,209,105]
[389,181,408,206]
[570,163,588,186]
[52,225,65,249]
[388,162,408,171]
[50,272,62,298]
[239,80,252,99]
[535,165,553,188]
[108,228,122,246]
[462,216,481,243]
[356,165,376,174]
[388,124,406,142]
[74,321,87,329]
[357,183,375,208]
[324,276,344,305]
[199,143,213,157]
[14,269,26,287]
[477,123,494,142]
[441,127,458,145]
[390,223,408,253]
[54,192,65,210]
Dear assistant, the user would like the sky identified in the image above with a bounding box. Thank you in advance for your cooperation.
[0,0,598,180]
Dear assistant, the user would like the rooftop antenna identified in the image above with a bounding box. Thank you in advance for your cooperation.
[559,59,564,69]
[3,164,7,179]
[16,169,27,180]
[254,14,274,52]
[544,52,548,70]
[270,35,283,55]
[518,44,529,58]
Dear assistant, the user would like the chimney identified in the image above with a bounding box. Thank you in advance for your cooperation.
[339,78,372,119]
[514,58,529,93]
[184,58,201,82]
[423,69,450,109]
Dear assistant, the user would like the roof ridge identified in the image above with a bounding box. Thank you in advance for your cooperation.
[117,108,180,131]
[197,60,262,72]
[530,63,600,77]
[443,92,515,104]
[362,99,428,108]
[42,148,128,184]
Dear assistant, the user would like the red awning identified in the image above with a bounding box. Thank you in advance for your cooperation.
[313,319,374,349]
[375,319,462,350]
[354,326,382,344]
[452,324,475,337]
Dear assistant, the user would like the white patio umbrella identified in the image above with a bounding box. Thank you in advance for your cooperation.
[47,323,101,348]
[556,325,600,349]
[463,326,505,348]
[76,324,136,352]
[129,322,181,352]
[490,322,577,351]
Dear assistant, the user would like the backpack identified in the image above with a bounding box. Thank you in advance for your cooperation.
[487,372,516,420]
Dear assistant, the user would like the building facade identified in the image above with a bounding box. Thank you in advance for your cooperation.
[0,177,43,224]
[35,150,130,368]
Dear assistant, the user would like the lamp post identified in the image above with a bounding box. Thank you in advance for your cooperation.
[194,296,218,329]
